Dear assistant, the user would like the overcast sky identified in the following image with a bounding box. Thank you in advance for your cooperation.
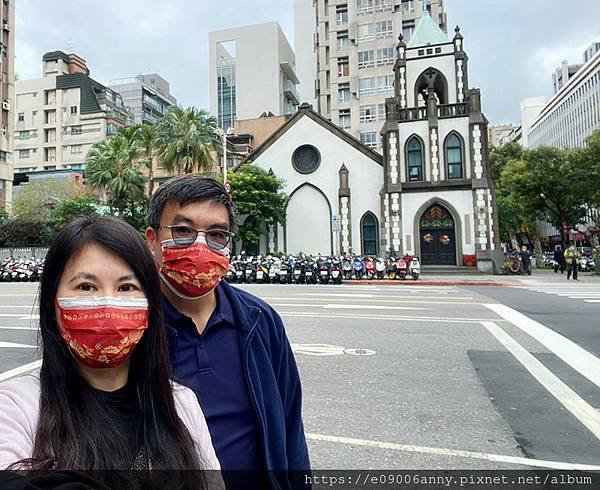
[15,0,600,125]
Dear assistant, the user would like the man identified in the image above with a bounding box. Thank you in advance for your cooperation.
[519,245,532,276]
[145,175,310,488]
[553,245,565,274]
[564,245,581,281]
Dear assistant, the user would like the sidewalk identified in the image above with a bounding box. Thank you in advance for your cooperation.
[344,269,600,287]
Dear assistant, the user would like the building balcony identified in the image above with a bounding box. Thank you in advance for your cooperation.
[142,112,158,125]
[395,103,469,121]
[142,95,163,112]
[283,80,300,106]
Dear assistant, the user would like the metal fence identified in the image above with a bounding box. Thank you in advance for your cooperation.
[0,247,49,260]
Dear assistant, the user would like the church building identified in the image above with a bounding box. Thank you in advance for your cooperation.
[242,7,501,272]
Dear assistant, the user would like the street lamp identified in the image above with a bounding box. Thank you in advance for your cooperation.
[218,127,235,183]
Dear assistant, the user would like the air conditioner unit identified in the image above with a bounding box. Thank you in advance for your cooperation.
[1,126,6,134]
[2,100,9,110]
[2,22,9,31]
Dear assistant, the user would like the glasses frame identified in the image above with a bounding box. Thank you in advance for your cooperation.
[158,225,234,251]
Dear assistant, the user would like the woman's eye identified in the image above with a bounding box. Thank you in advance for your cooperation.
[119,283,139,293]
[78,283,97,292]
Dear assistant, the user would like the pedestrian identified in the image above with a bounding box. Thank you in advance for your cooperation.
[519,245,532,275]
[0,216,221,489]
[553,245,565,274]
[145,175,310,489]
[564,244,582,280]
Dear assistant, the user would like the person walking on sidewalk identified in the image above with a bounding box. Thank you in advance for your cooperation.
[553,245,566,274]
[564,245,581,281]
[519,245,532,276]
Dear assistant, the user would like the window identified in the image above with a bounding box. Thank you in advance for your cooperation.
[360,131,378,149]
[338,84,351,103]
[19,130,30,140]
[402,20,415,41]
[378,103,386,121]
[17,112,24,122]
[337,32,349,52]
[358,77,376,96]
[337,57,349,77]
[375,0,393,12]
[357,23,374,43]
[71,125,83,135]
[70,106,78,114]
[358,50,374,69]
[375,20,393,39]
[445,133,463,179]
[356,0,373,15]
[19,149,30,159]
[339,109,351,130]
[0,151,6,163]
[361,213,379,256]
[71,144,83,155]
[336,5,348,26]
[376,47,394,66]
[359,104,377,123]
[407,136,424,181]
[377,75,394,94]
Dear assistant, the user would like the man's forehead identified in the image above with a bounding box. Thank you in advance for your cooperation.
[161,199,230,226]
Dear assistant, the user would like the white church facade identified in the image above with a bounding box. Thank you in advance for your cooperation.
[243,9,501,272]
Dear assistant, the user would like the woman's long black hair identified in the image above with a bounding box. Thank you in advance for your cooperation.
[18,216,205,483]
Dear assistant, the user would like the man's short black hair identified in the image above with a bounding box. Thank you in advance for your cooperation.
[147,175,238,232]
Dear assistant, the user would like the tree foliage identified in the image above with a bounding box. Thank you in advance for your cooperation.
[228,164,288,249]
[12,180,79,221]
[154,107,220,174]
[47,194,101,233]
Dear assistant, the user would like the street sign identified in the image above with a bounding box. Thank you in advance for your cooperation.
[332,214,341,232]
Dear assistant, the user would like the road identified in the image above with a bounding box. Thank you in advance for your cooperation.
[0,277,599,470]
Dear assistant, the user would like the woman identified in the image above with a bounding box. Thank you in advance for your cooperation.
[0,216,220,488]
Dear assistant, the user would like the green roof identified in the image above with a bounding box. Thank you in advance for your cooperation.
[406,10,449,48]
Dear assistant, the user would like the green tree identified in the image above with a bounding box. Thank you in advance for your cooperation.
[12,180,79,221]
[501,147,588,248]
[154,106,220,174]
[48,194,101,233]
[85,133,146,215]
[228,164,288,251]
[119,124,157,196]
[489,142,523,186]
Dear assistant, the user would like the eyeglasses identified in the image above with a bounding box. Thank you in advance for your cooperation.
[159,225,233,251]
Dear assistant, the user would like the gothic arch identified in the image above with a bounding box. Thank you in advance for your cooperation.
[359,211,379,256]
[443,131,466,180]
[414,67,449,106]
[413,198,463,265]
[405,134,425,182]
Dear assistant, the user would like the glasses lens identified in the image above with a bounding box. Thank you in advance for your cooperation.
[170,226,198,246]
[206,230,231,251]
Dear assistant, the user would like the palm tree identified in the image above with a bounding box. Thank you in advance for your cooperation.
[85,133,146,215]
[118,123,157,197]
[154,106,221,174]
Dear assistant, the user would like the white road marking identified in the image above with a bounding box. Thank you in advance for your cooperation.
[305,433,600,470]
[481,321,600,440]
[0,341,36,349]
[294,293,474,300]
[483,303,600,390]
[299,293,376,298]
[0,325,37,330]
[586,300,600,303]
[0,360,42,383]
[278,311,503,323]
[324,304,429,311]
[291,343,376,357]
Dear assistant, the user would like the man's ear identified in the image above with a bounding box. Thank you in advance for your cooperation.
[145,227,158,255]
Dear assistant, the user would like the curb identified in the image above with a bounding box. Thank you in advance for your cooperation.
[343,279,512,287]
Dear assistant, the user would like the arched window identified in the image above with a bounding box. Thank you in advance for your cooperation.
[406,136,424,182]
[445,133,463,179]
[361,212,379,256]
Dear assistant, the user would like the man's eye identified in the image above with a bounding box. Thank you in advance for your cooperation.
[209,231,226,240]
[173,226,194,236]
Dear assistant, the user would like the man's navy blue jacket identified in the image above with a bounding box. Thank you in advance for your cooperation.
[164,280,311,486]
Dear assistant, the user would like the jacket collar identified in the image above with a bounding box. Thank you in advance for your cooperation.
[218,280,262,334]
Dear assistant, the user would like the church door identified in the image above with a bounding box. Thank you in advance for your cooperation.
[419,204,457,265]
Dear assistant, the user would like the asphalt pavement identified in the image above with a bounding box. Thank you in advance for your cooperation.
[0,274,599,471]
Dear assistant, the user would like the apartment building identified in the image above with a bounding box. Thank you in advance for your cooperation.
[0,0,14,209]
[209,22,301,130]
[110,73,177,125]
[310,0,446,151]
[14,51,133,175]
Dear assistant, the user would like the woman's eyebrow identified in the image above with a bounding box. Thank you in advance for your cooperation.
[117,274,137,282]
[68,272,99,284]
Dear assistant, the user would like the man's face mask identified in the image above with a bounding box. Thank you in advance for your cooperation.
[56,296,149,368]
[159,236,230,300]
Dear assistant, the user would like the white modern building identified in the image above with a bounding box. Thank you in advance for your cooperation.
[301,0,446,152]
[14,51,133,175]
[110,73,177,125]
[0,0,15,210]
[209,22,301,130]
[528,48,600,149]
[242,11,500,272]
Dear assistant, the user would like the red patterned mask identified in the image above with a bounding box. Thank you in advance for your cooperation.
[159,237,230,300]
[55,296,149,369]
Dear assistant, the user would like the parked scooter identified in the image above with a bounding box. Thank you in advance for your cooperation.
[353,256,365,280]
[365,256,376,280]
[397,256,408,280]
[387,256,398,280]
[342,256,353,280]
[408,256,421,280]
[375,257,386,279]
[331,257,342,284]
